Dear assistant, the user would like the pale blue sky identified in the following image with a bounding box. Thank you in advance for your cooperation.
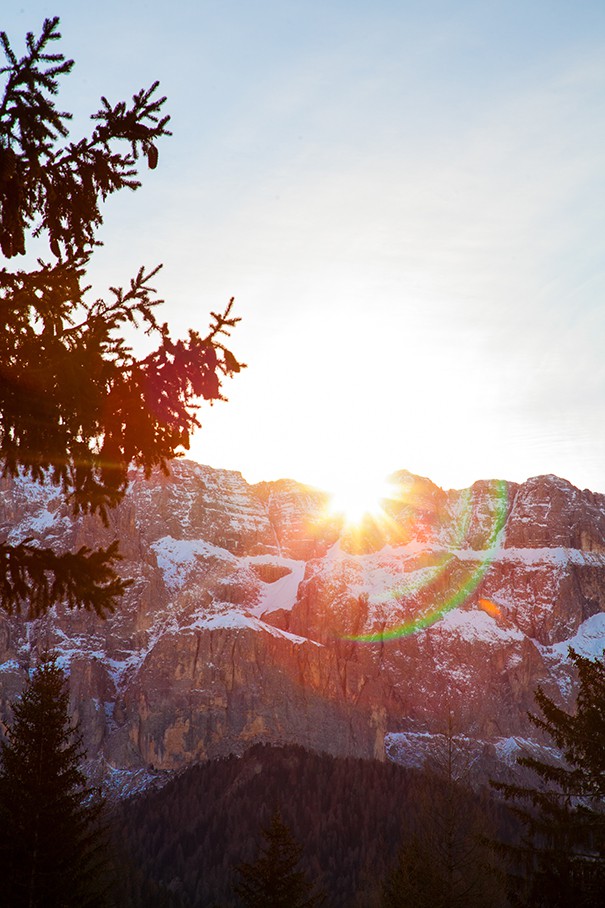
[4,1,605,495]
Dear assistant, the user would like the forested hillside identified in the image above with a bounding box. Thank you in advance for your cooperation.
[112,743,514,907]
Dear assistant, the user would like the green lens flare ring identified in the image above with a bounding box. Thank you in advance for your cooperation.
[346,479,509,643]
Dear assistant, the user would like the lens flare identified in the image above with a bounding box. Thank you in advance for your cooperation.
[478,597,502,619]
[346,479,509,642]
[327,477,396,525]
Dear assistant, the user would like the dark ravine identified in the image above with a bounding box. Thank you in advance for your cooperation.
[1,461,604,790]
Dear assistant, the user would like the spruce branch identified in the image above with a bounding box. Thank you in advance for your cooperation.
[0,17,244,616]
[0,539,130,617]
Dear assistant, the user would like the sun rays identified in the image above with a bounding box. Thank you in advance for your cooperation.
[326,475,397,526]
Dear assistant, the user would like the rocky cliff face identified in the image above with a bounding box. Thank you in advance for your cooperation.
[1,461,604,788]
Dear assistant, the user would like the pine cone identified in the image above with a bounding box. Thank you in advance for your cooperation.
[147,144,159,170]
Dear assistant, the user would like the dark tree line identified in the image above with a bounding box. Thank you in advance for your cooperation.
[111,741,512,908]
[2,656,604,908]
[109,646,605,907]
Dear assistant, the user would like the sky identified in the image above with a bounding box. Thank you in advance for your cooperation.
[4,1,605,496]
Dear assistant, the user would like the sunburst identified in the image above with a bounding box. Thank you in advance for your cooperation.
[327,476,395,526]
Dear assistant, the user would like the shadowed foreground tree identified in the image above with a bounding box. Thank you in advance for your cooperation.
[0,17,244,618]
[0,654,109,907]
[381,716,505,908]
[493,648,605,907]
[234,809,324,908]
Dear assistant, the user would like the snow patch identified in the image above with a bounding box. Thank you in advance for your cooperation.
[384,731,434,769]
[435,608,524,643]
[245,556,306,616]
[550,613,605,661]
[151,536,237,591]
[187,610,319,646]
[493,735,562,766]
[386,731,562,774]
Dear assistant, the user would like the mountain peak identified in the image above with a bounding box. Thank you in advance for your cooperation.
[1,458,604,790]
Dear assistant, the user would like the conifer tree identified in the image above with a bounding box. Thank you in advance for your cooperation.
[0,653,109,907]
[380,835,443,908]
[493,648,605,907]
[381,716,504,908]
[0,17,243,618]
[234,809,324,908]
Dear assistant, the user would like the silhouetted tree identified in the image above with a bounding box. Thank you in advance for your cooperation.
[426,715,503,906]
[493,648,605,907]
[234,809,324,907]
[0,653,109,906]
[381,716,504,908]
[0,17,243,618]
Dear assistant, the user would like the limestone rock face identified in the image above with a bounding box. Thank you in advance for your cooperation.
[1,461,605,786]
[503,474,605,549]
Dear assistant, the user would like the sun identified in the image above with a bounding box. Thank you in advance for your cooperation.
[327,476,395,525]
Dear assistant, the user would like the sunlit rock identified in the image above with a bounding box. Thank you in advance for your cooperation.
[1,460,605,790]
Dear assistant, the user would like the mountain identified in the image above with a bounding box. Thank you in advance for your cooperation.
[1,460,604,789]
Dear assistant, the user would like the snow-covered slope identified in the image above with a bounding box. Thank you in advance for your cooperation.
[1,461,604,787]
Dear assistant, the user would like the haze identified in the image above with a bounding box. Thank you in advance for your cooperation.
[6,0,605,494]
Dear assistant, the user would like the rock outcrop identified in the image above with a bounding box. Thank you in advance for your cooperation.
[1,461,604,787]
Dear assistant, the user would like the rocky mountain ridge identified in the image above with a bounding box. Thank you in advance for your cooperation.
[1,460,604,790]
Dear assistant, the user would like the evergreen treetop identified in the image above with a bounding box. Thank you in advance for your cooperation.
[0,17,244,617]
[522,647,605,799]
[234,809,324,908]
[0,652,109,906]
[493,648,605,907]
